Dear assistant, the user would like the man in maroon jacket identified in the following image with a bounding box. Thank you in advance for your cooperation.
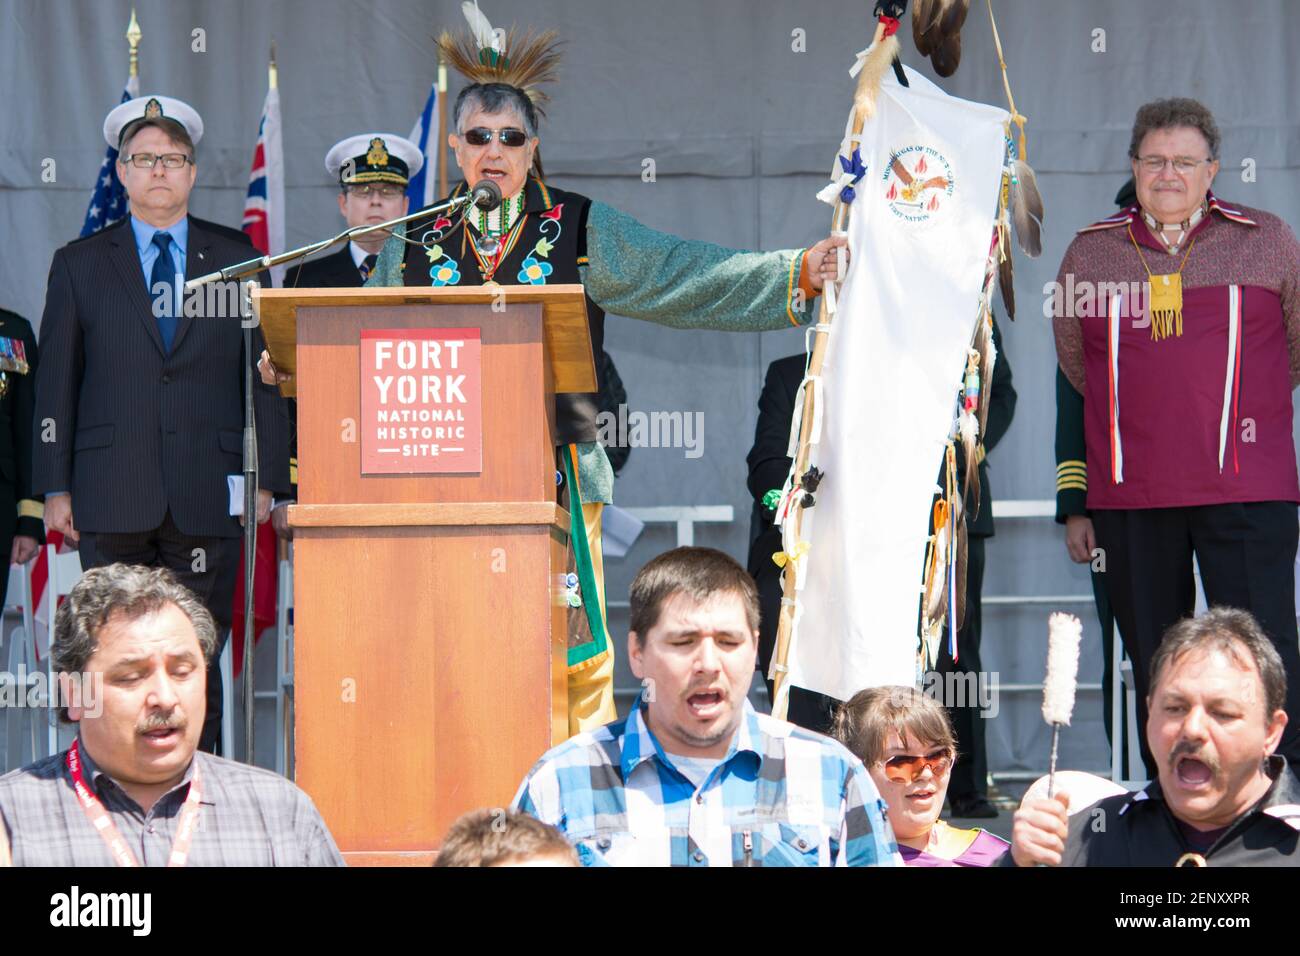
[1052,97,1300,777]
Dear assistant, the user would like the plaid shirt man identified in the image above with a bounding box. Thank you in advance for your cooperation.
[513,698,901,866]
[0,740,344,866]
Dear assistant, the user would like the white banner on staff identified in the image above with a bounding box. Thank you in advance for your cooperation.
[787,66,1008,702]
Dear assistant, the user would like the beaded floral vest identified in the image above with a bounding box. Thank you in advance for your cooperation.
[401,177,606,445]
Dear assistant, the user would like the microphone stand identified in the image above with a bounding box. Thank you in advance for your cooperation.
[185,192,481,290]
[187,188,491,767]
[240,280,259,765]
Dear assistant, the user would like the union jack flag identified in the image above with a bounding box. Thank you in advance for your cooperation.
[242,75,285,285]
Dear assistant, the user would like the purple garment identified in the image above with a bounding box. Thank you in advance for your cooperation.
[899,828,1010,867]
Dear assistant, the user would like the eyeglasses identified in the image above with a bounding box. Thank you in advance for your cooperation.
[881,748,953,784]
[120,152,193,169]
[463,127,529,148]
[1135,155,1211,175]
[346,184,405,199]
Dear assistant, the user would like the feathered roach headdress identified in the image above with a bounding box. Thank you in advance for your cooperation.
[437,2,563,177]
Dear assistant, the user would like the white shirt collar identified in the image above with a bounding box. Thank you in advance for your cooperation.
[348,241,371,269]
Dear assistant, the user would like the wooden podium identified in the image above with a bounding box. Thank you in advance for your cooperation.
[254,285,595,865]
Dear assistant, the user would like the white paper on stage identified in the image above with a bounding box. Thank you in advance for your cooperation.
[787,67,1008,702]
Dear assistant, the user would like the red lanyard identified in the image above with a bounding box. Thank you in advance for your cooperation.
[66,739,203,867]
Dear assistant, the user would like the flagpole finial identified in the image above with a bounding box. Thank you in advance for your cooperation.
[269,41,278,89]
[126,8,142,79]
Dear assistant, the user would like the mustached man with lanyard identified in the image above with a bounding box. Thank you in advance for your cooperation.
[0,565,342,866]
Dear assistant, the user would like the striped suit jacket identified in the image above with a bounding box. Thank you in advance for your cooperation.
[32,216,290,537]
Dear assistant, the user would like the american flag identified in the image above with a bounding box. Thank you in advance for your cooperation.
[80,75,138,237]
[406,80,440,208]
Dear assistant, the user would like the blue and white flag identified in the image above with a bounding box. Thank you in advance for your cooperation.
[80,74,139,237]
[406,81,439,208]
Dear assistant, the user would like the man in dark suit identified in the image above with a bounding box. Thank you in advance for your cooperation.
[0,309,44,566]
[33,95,289,753]
[745,353,836,733]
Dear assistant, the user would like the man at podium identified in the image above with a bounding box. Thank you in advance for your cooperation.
[364,16,848,737]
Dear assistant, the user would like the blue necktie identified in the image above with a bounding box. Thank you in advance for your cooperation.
[150,231,178,352]
[359,254,378,282]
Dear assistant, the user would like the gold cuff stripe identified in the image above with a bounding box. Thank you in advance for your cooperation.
[786,251,802,327]
[16,499,43,520]
[1057,480,1088,492]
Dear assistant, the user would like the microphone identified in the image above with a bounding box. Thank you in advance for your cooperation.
[470,180,502,212]
[184,191,476,291]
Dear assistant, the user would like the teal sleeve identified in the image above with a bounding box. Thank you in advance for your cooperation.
[574,441,614,506]
[366,226,407,287]
[581,201,813,331]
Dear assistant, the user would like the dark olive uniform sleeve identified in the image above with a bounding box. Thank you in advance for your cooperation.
[1054,365,1088,524]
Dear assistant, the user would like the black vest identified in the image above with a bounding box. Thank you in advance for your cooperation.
[401,177,605,445]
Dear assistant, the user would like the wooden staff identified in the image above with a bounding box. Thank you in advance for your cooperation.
[769,16,897,719]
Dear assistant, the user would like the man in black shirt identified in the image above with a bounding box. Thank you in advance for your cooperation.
[1010,608,1299,866]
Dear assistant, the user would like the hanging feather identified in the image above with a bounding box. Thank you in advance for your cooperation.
[912,0,969,76]
[1009,159,1045,257]
[922,497,950,626]
[977,314,997,440]
[930,32,962,77]
[998,251,1016,320]
[939,0,971,35]
[923,526,949,626]
[959,408,980,516]
[953,505,969,632]
[912,0,943,55]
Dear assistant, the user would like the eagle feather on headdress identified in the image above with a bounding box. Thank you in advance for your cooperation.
[438,3,562,116]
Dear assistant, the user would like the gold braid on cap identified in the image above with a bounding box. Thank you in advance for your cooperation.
[437,26,563,118]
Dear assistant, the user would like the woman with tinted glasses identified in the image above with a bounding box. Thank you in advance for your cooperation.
[832,686,1008,866]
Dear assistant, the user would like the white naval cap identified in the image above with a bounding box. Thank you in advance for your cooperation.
[104,95,204,149]
[324,133,423,185]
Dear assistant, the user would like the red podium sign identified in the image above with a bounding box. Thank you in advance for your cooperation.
[359,327,482,474]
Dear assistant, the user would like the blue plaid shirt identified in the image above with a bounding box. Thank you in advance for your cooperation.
[513,700,901,867]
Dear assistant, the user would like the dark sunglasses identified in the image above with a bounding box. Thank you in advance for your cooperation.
[464,127,529,148]
[881,748,953,784]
